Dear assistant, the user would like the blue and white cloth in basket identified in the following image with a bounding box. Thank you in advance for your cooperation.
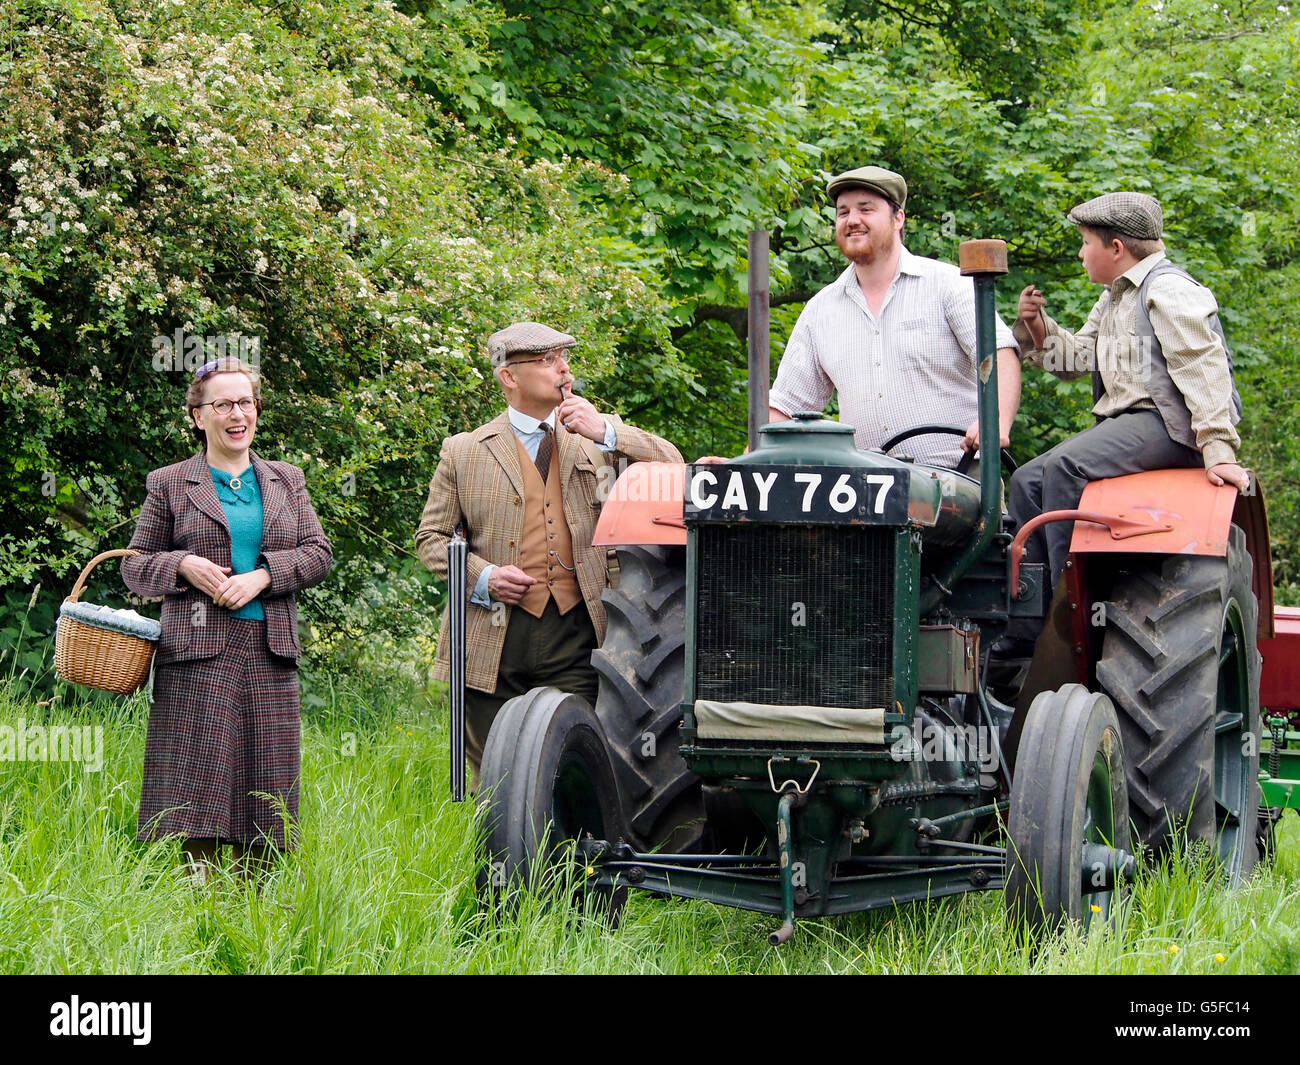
[59,601,161,642]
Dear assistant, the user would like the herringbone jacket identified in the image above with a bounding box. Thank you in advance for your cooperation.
[122,451,333,664]
[415,411,682,693]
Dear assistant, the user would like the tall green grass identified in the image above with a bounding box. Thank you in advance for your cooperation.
[2,672,1299,974]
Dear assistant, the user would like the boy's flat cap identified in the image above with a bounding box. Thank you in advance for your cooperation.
[1066,192,1163,240]
[826,165,908,209]
[488,322,576,368]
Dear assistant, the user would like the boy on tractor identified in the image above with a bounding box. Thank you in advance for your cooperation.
[998,191,1251,658]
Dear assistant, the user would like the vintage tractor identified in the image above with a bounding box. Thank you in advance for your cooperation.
[467,238,1279,939]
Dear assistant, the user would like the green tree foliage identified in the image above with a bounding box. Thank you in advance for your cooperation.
[2,0,1297,681]
[399,0,838,456]
[412,0,830,302]
[660,0,1300,589]
[826,0,1082,105]
[0,0,693,655]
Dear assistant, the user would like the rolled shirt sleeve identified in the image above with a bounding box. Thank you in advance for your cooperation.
[941,267,1019,358]
[768,313,835,418]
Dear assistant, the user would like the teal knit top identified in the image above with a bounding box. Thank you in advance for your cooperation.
[209,464,266,621]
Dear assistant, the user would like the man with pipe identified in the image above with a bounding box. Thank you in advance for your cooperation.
[416,322,682,780]
[765,165,1022,469]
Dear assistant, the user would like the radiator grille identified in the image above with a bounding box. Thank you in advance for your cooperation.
[694,524,895,709]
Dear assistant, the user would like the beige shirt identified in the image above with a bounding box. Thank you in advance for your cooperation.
[1014,252,1240,468]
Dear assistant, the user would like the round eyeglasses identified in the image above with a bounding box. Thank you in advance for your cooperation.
[195,397,257,416]
[508,350,569,367]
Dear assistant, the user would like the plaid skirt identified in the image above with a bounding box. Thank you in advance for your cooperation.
[137,619,302,848]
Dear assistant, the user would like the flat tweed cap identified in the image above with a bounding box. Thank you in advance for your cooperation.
[826,165,908,209]
[487,321,576,369]
[1066,192,1163,240]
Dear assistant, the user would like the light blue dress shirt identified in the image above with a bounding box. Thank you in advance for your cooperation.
[470,406,616,607]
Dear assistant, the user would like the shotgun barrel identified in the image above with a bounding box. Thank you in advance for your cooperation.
[447,528,467,801]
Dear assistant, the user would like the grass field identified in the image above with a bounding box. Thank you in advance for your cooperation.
[3,665,1300,976]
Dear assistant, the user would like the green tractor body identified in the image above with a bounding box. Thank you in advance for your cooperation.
[594,418,1019,923]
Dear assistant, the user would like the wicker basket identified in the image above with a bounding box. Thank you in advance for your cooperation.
[54,549,158,695]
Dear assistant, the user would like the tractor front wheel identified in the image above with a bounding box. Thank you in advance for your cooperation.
[1007,683,1131,935]
[478,686,627,921]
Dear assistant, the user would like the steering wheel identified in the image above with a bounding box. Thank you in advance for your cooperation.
[878,424,1017,477]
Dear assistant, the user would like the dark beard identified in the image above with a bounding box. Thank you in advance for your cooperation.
[836,229,893,264]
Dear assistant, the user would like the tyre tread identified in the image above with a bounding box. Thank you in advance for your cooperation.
[1097,526,1260,876]
[592,544,702,852]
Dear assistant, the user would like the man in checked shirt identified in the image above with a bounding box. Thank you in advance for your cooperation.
[1001,191,1251,652]
[766,164,1022,469]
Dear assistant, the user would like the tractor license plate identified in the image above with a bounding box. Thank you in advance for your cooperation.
[685,464,909,526]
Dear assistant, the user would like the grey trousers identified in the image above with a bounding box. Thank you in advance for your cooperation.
[1006,409,1201,640]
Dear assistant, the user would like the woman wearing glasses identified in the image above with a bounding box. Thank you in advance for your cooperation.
[122,357,332,882]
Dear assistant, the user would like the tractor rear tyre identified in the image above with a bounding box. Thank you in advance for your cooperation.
[592,544,703,852]
[478,686,628,921]
[1007,683,1130,935]
[1096,525,1260,880]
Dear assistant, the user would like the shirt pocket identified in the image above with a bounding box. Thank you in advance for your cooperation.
[892,316,973,385]
[892,317,934,366]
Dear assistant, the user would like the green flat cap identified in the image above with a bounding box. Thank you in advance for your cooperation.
[826,165,908,209]
[1066,192,1163,240]
[487,321,576,369]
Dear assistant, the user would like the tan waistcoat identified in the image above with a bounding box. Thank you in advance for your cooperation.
[514,433,582,618]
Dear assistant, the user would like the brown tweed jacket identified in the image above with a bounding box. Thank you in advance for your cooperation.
[415,411,682,693]
[122,451,333,665]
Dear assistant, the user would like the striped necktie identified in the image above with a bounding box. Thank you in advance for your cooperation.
[535,422,554,482]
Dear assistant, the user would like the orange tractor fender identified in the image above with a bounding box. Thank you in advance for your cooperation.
[1065,468,1273,643]
[592,461,687,547]
[1010,468,1277,695]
